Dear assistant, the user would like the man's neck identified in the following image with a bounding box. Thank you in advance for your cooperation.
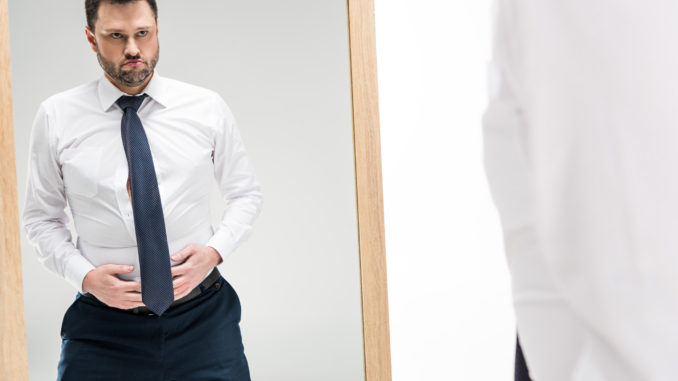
[104,71,153,95]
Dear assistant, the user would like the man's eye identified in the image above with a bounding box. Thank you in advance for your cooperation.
[111,33,122,39]
[138,31,148,37]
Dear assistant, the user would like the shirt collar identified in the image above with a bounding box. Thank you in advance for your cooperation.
[97,69,169,112]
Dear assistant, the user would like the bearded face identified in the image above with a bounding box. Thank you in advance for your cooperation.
[96,44,159,87]
[87,1,160,91]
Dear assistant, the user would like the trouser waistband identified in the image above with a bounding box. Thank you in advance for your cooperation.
[82,267,221,315]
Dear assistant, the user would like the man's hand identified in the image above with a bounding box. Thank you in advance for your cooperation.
[82,264,144,309]
[171,244,222,300]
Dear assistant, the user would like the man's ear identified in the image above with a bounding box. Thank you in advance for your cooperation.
[85,27,97,53]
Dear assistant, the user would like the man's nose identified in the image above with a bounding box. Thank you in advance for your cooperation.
[124,38,141,57]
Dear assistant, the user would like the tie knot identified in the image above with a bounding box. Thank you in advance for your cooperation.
[116,94,148,112]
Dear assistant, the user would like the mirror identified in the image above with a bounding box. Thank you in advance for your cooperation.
[0,0,391,380]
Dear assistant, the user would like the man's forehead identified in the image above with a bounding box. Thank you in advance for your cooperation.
[95,1,156,30]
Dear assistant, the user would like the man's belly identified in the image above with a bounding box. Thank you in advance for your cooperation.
[76,225,214,282]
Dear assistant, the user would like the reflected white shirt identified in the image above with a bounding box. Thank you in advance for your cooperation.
[484,1,678,380]
[22,71,263,293]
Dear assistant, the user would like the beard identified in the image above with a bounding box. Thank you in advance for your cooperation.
[96,45,159,88]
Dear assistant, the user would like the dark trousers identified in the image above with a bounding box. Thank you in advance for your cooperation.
[57,276,251,381]
[515,335,533,381]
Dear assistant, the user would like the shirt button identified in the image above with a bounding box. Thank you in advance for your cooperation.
[214,283,221,290]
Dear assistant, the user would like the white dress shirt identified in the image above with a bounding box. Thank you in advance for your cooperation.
[484,1,678,380]
[22,71,263,293]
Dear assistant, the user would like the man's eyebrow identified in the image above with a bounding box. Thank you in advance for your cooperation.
[102,26,153,33]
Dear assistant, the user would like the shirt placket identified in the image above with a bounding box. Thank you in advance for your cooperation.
[116,146,137,243]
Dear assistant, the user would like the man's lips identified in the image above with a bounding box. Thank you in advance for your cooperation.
[124,59,144,66]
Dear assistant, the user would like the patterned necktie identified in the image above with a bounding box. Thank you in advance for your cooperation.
[117,94,174,316]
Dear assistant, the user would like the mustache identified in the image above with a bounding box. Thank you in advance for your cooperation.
[123,55,145,63]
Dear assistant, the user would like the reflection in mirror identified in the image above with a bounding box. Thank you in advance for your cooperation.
[9,0,367,379]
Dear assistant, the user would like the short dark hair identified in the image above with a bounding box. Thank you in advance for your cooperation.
[85,0,158,32]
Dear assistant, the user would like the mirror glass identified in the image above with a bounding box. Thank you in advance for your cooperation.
[9,1,365,380]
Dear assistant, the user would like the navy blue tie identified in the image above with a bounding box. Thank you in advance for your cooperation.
[117,94,174,316]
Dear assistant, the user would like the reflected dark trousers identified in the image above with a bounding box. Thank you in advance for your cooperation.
[515,336,532,381]
[57,276,251,381]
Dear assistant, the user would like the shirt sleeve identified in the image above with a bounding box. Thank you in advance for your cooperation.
[482,0,533,234]
[22,104,96,293]
[205,96,263,262]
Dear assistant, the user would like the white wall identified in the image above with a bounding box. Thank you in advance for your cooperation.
[374,1,516,380]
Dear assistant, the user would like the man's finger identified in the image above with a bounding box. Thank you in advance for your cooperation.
[171,262,189,276]
[172,276,187,290]
[120,281,142,291]
[102,264,134,274]
[123,291,143,303]
[121,303,145,310]
[171,244,195,262]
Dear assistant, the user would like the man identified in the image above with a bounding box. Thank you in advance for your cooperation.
[22,0,262,379]
[484,1,678,380]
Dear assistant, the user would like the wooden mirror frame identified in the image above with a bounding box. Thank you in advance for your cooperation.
[0,0,391,380]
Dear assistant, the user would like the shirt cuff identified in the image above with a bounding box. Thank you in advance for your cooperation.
[205,229,238,264]
[64,254,96,293]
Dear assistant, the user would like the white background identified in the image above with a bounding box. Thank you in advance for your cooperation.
[374,1,516,380]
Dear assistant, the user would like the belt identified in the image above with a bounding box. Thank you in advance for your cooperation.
[83,267,221,315]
